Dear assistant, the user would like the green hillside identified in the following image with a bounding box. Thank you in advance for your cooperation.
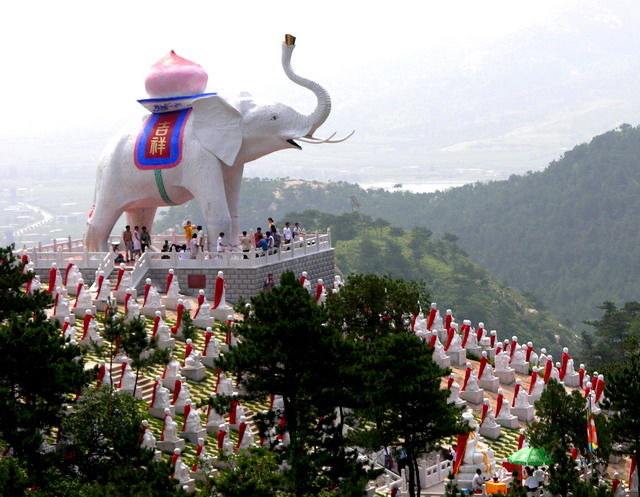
[156,124,640,326]
[288,210,577,356]
[396,124,640,326]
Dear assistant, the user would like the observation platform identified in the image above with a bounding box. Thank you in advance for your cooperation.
[24,232,335,303]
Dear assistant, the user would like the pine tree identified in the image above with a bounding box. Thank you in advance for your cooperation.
[0,246,92,484]
[328,274,464,497]
[216,271,370,496]
[602,337,640,472]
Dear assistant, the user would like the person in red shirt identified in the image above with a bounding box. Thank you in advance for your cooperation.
[254,227,263,247]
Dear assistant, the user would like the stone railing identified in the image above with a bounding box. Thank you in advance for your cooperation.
[25,232,333,271]
[25,250,109,270]
[144,233,332,269]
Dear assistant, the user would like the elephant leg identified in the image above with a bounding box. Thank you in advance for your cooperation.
[189,175,231,252]
[84,199,124,252]
[125,207,158,233]
[222,163,244,241]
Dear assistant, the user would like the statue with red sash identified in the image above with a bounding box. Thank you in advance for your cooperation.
[211,271,233,321]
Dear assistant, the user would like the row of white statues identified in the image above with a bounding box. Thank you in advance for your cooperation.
[29,258,621,493]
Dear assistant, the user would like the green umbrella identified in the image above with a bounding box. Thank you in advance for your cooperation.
[508,447,553,466]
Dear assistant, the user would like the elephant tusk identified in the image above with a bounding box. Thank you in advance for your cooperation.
[322,130,355,143]
[298,132,337,144]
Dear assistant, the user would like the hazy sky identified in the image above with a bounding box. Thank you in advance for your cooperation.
[2,0,637,186]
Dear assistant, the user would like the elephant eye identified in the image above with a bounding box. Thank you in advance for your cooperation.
[270,114,278,120]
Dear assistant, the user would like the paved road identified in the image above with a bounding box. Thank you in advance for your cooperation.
[13,202,55,236]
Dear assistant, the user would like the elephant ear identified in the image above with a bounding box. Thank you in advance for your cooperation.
[192,95,242,166]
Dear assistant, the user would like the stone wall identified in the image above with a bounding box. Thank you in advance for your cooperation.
[143,249,335,303]
[33,250,335,304]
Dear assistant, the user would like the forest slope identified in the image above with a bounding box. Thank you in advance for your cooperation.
[285,210,577,355]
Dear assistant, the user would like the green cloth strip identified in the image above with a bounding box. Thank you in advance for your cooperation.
[154,169,176,205]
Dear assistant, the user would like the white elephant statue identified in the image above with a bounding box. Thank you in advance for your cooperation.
[84,34,351,252]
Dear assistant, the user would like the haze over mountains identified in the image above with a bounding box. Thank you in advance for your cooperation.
[3,1,640,188]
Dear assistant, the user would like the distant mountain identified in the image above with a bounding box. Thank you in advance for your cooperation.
[404,124,640,326]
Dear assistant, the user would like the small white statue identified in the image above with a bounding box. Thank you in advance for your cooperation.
[82,310,101,344]
[96,360,111,388]
[315,278,327,305]
[144,279,162,308]
[538,348,548,367]
[204,327,220,357]
[75,282,93,309]
[166,269,181,298]
[66,265,82,292]
[141,420,157,450]
[150,377,171,412]
[447,323,463,352]
[495,388,516,420]
[171,448,191,485]
[480,358,496,381]
[184,400,203,433]
[163,357,181,387]
[172,377,191,412]
[333,274,344,292]
[514,383,531,408]
[192,289,214,325]
[157,321,172,347]
[237,416,255,449]
[494,348,511,372]
[119,271,133,293]
[162,409,179,442]
[62,317,76,340]
[118,358,136,393]
[464,366,481,392]
[447,373,465,407]
[511,344,527,366]
[481,399,498,428]
[300,271,312,293]
[206,393,225,429]
[95,274,111,302]
[126,292,141,320]
[29,274,42,294]
[55,292,72,319]
[566,357,577,377]
[216,371,234,396]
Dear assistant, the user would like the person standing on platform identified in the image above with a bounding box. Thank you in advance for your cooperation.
[140,226,151,253]
[254,227,263,247]
[132,226,142,259]
[239,231,251,258]
[184,220,195,243]
[283,222,292,245]
[196,225,204,251]
[216,232,227,254]
[122,225,133,262]
[189,233,199,259]
[263,273,275,292]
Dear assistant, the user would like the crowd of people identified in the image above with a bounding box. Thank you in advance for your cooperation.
[470,465,548,495]
[112,218,307,262]
[213,217,307,258]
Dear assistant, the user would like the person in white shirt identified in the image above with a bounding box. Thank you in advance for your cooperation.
[189,233,198,258]
[524,468,540,497]
[472,469,485,493]
[196,225,204,250]
[283,222,292,245]
[216,232,227,254]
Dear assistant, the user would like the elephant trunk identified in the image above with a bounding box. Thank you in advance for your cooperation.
[281,34,331,137]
